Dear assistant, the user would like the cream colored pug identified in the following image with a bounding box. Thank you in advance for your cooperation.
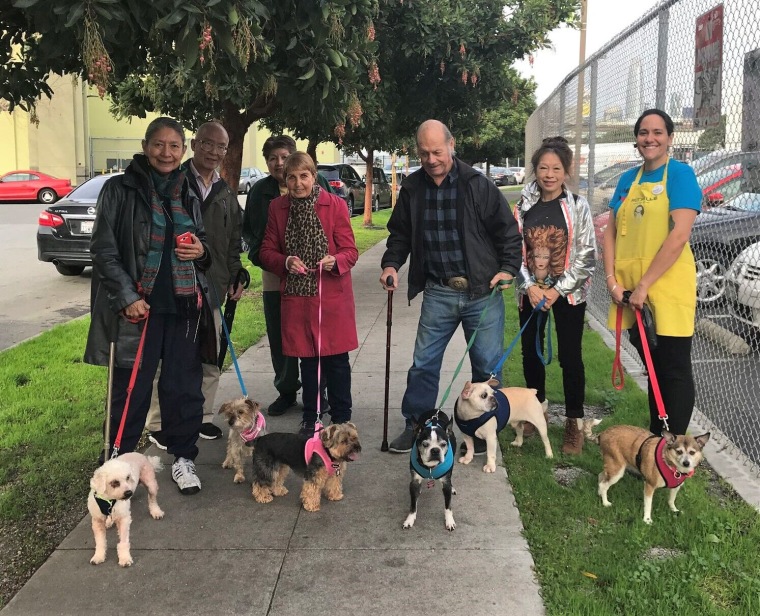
[455,379,553,472]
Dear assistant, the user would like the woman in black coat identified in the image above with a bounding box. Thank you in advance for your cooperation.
[85,117,215,495]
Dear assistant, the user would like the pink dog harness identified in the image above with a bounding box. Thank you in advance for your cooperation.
[305,423,341,476]
[240,413,266,443]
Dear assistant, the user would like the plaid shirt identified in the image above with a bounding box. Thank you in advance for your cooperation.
[423,162,466,281]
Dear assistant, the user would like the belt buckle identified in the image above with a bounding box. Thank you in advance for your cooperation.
[447,276,469,291]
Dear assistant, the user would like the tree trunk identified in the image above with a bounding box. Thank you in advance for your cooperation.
[358,149,374,227]
[307,139,318,164]
[220,108,250,194]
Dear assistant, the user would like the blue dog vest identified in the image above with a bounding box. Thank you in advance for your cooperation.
[410,418,454,480]
[454,388,511,437]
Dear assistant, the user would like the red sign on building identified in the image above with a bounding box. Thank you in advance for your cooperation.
[694,4,724,130]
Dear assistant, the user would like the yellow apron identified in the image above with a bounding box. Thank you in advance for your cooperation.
[606,160,696,336]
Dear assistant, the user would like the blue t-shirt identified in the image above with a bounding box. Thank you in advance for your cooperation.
[609,159,702,216]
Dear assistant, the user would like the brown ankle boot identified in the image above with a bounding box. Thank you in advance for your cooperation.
[562,418,583,455]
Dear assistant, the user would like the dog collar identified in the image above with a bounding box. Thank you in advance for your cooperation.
[305,424,341,475]
[240,413,266,443]
[454,389,511,437]
[410,439,454,480]
[94,494,115,517]
[655,437,694,488]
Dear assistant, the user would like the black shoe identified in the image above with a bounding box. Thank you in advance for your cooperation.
[388,428,415,453]
[460,438,487,456]
[298,420,316,438]
[199,422,223,440]
[148,431,168,451]
[268,393,298,416]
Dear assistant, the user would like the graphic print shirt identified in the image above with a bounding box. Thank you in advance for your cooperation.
[523,192,569,288]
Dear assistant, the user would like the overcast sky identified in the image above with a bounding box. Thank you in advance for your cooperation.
[514,0,662,104]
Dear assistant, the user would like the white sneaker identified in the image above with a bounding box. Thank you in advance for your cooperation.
[171,457,201,495]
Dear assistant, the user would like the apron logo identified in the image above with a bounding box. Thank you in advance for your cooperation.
[634,204,645,219]
[652,185,664,195]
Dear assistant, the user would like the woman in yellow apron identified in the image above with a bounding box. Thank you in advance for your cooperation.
[602,109,701,435]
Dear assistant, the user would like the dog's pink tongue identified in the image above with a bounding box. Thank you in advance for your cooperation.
[348,452,359,461]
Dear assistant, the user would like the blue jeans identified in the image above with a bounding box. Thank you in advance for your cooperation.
[401,281,505,427]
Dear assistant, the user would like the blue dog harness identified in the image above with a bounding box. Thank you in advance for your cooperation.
[410,417,454,480]
[454,388,511,437]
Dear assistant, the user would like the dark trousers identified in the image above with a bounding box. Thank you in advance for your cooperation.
[519,297,586,418]
[300,353,352,424]
[263,290,301,396]
[629,328,694,435]
[103,312,204,462]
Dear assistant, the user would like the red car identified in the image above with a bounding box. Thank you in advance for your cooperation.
[0,170,73,204]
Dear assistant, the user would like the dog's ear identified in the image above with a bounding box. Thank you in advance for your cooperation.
[487,377,499,388]
[321,424,339,445]
[461,381,474,399]
[91,466,107,495]
[662,430,676,444]
[694,432,711,449]
[217,401,232,416]
[244,399,261,413]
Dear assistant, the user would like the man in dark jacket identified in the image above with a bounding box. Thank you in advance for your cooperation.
[146,121,246,447]
[242,135,332,417]
[380,120,522,453]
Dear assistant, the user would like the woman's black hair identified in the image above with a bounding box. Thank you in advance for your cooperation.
[263,135,297,158]
[530,136,573,177]
[144,117,185,144]
[633,109,674,136]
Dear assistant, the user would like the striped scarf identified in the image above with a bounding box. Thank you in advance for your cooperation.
[139,163,197,298]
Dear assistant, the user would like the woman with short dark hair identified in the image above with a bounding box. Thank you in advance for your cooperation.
[85,116,215,495]
[603,109,702,435]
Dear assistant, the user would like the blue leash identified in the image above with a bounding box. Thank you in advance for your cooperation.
[489,297,547,379]
[210,282,248,398]
[535,309,553,366]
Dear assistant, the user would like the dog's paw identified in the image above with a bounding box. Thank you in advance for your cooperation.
[150,507,165,520]
[602,500,613,508]
[303,501,321,512]
[445,511,456,531]
[90,553,106,565]
[272,486,289,497]
[233,473,246,484]
[402,513,416,529]
[458,455,472,465]
[510,438,524,448]
[482,462,496,473]
[222,459,233,469]
[118,556,134,567]
[643,516,653,525]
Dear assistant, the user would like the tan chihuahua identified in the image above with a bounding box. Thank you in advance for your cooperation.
[591,423,710,524]
[455,379,553,473]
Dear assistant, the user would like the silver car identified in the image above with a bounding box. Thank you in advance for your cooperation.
[238,167,267,194]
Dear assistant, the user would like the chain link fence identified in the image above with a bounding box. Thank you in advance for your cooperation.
[525,0,760,470]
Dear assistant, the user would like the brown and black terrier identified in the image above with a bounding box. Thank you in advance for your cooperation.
[218,397,265,484]
[251,423,361,511]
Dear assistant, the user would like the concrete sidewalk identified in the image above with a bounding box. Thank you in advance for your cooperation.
[1,240,544,616]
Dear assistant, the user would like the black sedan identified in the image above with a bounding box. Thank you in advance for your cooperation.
[37,173,121,276]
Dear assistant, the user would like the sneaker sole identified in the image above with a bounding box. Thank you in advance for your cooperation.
[148,435,168,450]
[178,486,201,495]
[198,432,222,440]
[388,446,412,453]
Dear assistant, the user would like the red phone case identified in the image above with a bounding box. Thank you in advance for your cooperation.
[176,232,193,247]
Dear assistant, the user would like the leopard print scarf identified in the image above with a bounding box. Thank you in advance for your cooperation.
[284,185,328,296]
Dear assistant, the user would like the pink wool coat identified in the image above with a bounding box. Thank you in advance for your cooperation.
[259,188,359,358]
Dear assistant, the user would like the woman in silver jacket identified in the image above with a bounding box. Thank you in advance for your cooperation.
[513,137,596,454]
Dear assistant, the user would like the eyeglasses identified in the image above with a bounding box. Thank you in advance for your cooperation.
[197,140,228,155]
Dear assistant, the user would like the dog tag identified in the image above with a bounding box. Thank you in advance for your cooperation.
[427,480,435,489]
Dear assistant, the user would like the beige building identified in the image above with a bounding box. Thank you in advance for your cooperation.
[1,75,339,185]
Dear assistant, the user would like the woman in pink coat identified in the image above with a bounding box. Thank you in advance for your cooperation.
[260,152,359,436]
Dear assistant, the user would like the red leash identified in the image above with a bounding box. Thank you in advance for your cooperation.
[612,300,669,431]
[111,311,150,458]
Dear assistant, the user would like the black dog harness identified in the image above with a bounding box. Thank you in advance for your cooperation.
[454,389,511,437]
[94,494,116,517]
[635,436,694,488]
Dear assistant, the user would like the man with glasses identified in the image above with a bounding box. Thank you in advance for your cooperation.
[146,121,246,448]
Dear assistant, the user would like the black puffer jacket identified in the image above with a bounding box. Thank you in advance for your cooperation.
[84,155,215,368]
[381,158,522,301]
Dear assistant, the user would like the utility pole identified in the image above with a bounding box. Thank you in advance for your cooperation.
[573,0,588,186]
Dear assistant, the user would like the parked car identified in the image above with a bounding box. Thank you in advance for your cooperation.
[37,173,121,276]
[726,241,760,328]
[508,167,526,183]
[238,167,267,193]
[490,167,517,186]
[0,170,73,204]
[316,163,392,214]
